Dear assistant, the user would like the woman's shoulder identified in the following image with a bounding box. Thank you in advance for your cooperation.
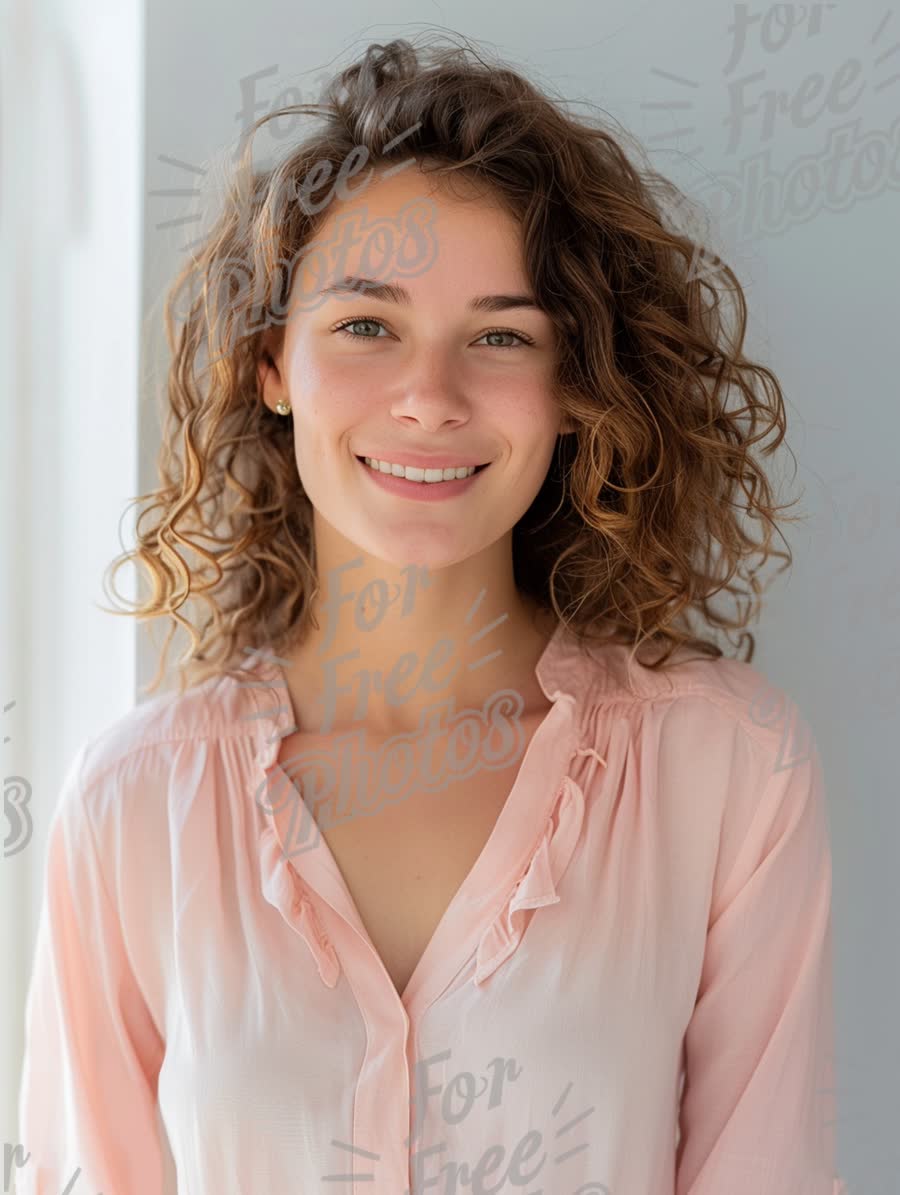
[65,662,266,810]
[568,631,815,760]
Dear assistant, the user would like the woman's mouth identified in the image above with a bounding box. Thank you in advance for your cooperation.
[355,455,490,501]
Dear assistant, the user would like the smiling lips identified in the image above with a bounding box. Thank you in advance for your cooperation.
[362,456,482,483]
[356,453,489,499]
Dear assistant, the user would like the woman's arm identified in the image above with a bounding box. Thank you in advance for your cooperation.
[17,743,167,1194]
[675,707,844,1195]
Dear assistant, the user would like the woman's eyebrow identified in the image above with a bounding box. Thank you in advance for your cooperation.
[318,275,543,314]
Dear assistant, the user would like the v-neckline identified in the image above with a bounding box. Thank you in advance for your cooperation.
[256,618,578,1014]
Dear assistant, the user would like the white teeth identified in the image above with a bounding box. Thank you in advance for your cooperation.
[363,457,479,483]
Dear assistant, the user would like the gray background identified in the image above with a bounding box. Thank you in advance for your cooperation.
[140,3,900,1190]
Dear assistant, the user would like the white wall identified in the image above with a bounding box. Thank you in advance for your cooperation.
[0,0,143,1146]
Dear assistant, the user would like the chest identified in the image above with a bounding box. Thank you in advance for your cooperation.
[275,710,549,1000]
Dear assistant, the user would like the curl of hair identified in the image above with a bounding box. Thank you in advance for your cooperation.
[102,31,804,697]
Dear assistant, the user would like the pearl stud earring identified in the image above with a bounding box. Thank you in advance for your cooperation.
[275,399,291,416]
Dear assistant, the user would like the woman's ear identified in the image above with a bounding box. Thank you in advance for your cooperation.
[257,330,286,414]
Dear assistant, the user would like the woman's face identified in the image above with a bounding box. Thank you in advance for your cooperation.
[260,163,573,571]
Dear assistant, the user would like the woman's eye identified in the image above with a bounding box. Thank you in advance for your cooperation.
[334,318,386,340]
[476,329,532,349]
[331,318,535,349]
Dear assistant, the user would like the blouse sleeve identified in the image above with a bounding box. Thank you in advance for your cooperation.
[675,706,846,1195]
[17,743,168,1194]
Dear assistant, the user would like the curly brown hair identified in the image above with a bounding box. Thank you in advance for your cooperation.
[103,32,804,698]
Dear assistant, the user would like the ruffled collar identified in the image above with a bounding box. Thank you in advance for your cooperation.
[472,746,605,986]
[240,618,606,999]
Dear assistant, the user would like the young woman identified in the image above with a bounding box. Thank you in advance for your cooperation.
[18,35,842,1195]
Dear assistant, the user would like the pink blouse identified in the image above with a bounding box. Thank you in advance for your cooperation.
[18,621,845,1194]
